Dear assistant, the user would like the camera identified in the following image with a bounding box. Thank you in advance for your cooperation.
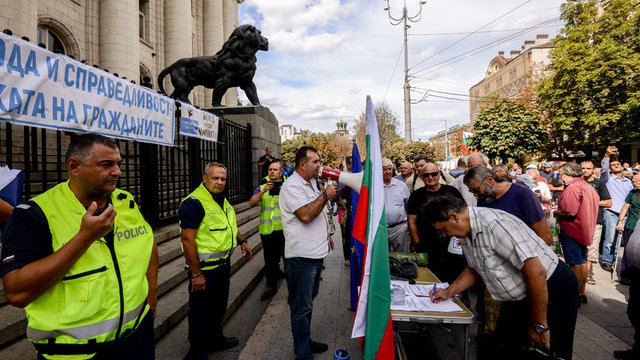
[268,181,283,196]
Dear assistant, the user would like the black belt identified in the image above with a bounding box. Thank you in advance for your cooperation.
[387,221,406,229]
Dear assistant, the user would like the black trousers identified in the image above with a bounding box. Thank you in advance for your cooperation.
[488,261,579,360]
[37,311,155,360]
[187,261,230,359]
[261,230,285,289]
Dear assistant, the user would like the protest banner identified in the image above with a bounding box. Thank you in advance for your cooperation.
[0,32,175,146]
[179,102,220,142]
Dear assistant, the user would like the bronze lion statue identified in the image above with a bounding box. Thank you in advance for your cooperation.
[158,24,268,107]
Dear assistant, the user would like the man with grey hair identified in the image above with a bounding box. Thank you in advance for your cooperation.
[426,195,578,360]
[451,153,490,207]
[382,158,411,252]
[464,166,552,245]
[526,168,552,210]
[394,161,413,183]
[179,162,253,358]
[553,162,598,304]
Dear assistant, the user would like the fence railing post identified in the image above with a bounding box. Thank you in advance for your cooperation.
[139,143,160,227]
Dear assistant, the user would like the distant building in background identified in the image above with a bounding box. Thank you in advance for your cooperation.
[468,34,553,123]
[335,119,350,140]
[280,124,297,141]
[428,123,472,161]
[0,0,242,108]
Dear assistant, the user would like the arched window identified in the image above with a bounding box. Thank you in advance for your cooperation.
[37,27,65,54]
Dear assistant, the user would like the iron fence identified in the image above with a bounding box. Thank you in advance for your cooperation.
[0,115,252,228]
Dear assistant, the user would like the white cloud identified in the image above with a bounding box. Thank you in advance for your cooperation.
[238,0,566,137]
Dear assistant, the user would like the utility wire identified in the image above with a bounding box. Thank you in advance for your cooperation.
[410,17,559,78]
[410,24,559,37]
[409,0,532,71]
[384,44,405,102]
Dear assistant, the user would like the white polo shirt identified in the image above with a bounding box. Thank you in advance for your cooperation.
[280,171,331,259]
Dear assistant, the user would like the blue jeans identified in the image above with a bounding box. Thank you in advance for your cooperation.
[602,210,621,265]
[285,257,323,360]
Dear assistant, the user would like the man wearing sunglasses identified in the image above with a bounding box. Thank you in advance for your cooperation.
[407,162,466,283]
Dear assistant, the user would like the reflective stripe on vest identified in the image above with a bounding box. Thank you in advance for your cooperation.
[198,248,234,261]
[27,182,153,351]
[258,183,283,235]
[27,300,146,341]
[181,183,238,270]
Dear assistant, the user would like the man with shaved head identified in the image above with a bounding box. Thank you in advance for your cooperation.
[407,162,466,282]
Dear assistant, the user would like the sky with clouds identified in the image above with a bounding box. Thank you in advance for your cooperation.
[238,0,566,140]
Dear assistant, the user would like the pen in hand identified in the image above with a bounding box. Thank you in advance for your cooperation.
[431,283,437,303]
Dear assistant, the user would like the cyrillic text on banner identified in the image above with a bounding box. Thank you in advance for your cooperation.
[0,33,175,146]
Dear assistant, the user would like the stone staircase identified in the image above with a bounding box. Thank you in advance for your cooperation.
[0,201,264,359]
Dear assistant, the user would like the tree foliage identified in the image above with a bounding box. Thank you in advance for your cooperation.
[280,130,352,167]
[536,0,640,156]
[353,101,402,158]
[468,96,547,162]
[404,141,437,163]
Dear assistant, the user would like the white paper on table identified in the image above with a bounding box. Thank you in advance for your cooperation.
[421,297,463,312]
[448,236,464,255]
[408,282,449,297]
[390,281,462,312]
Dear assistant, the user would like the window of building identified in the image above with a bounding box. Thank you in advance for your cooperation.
[496,75,502,88]
[139,0,149,40]
[37,27,65,54]
[509,68,517,82]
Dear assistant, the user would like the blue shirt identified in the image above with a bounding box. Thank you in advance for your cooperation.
[601,157,634,213]
[478,183,545,226]
[384,178,409,225]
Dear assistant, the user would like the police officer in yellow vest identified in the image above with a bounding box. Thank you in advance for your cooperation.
[0,134,159,360]
[179,162,253,360]
[249,161,286,301]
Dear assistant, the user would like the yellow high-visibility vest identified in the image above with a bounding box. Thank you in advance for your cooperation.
[27,182,153,359]
[181,183,238,270]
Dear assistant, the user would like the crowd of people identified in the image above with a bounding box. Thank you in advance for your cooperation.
[1,136,639,360]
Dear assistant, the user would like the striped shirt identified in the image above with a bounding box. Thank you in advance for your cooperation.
[460,207,559,301]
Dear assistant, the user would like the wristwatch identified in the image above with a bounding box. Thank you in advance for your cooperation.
[531,324,549,334]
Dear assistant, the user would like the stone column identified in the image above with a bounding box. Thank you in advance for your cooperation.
[202,0,224,107]
[222,0,238,106]
[3,0,37,41]
[99,0,139,80]
[163,0,192,96]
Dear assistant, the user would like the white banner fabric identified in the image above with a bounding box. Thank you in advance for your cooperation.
[0,33,175,146]
[179,102,220,142]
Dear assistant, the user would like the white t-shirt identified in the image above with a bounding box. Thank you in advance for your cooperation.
[280,171,331,259]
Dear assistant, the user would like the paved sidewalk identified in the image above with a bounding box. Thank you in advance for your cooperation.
[238,241,362,360]
[239,227,635,359]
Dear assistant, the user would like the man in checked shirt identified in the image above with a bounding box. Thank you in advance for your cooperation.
[426,194,579,360]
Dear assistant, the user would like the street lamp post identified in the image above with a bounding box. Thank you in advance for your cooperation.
[384,0,427,143]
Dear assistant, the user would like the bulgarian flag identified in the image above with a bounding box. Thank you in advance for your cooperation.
[351,96,394,359]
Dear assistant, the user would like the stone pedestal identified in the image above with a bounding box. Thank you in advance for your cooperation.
[211,105,280,188]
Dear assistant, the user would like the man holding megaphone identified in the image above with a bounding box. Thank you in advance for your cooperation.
[280,146,338,359]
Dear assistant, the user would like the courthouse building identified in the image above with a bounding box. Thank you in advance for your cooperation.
[1,0,243,108]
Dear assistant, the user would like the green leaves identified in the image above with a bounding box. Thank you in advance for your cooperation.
[469,96,547,162]
[536,0,640,155]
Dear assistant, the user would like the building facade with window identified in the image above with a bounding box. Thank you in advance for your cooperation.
[1,0,243,107]
[279,124,296,141]
[468,34,553,123]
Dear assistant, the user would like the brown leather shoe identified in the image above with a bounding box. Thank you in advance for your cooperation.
[600,263,613,272]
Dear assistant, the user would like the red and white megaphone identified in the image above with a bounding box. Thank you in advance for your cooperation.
[319,167,363,194]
